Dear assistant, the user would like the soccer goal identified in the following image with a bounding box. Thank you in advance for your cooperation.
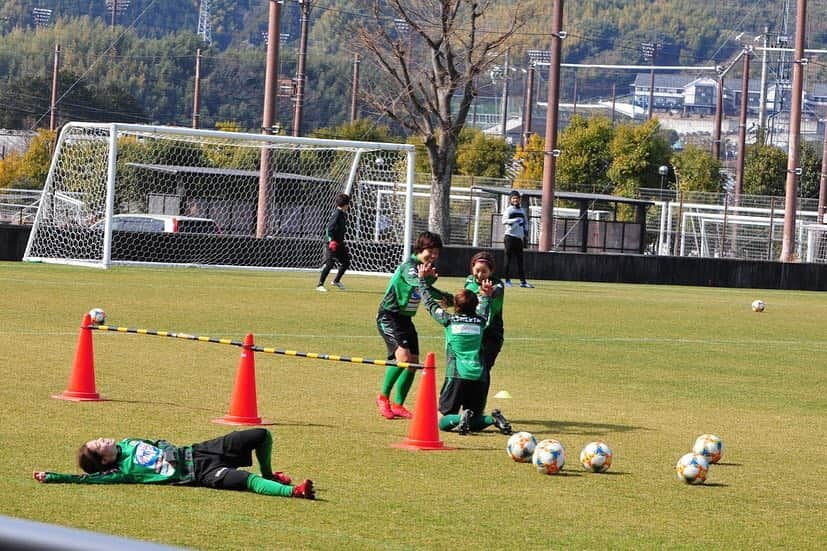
[24,123,415,272]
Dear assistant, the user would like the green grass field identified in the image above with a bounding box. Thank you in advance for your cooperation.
[1,261,825,550]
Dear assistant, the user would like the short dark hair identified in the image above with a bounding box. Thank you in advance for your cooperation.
[470,251,496,273]
[414,231,443,253]
[77,443,110,474]
[509,190,521,198]
[454,289,478,315]
[334,193,351,207]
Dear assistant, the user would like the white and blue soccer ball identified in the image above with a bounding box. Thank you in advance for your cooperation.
[692,434,723,464]
[580,441,613,473]
[751,299,765,312]
[506,431,537,463]
[675,452,709,484]
[532,439,566,475]
[88,308,106,324]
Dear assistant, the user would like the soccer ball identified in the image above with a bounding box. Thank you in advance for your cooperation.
[88,308,106,324]
[580,441,613,473]
[532,439,566,475]
[692,434,723,464]
[751,300,765,312]
[675,452,709,484]
[506,431,537,463]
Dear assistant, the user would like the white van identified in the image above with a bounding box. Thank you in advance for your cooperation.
[96,214,220,234]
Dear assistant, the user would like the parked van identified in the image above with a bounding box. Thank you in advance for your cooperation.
[95,214,220,234]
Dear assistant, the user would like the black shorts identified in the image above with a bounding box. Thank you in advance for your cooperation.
[438,377,488,416]
[192,428,267,490]
[376,311,419,360]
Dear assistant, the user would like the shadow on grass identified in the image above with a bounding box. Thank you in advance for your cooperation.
[512,418,646,435]
[714,462,742,467]
[696,482,728,487]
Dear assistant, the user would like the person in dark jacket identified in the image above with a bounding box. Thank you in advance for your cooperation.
[317,193,351,292]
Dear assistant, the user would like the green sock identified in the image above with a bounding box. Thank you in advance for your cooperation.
[381,366,404,397]
[393,368,415,404]
[472,414,494,432]
[255,429,274,479]
[439,414,461,431]
[246,473,293,497]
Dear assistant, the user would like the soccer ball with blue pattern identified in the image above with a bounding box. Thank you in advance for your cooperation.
[675,452,709,484]
[580,441,613,473]
[692,434,723,464]
[532,439,566,475]
[88,308,106,325]
[506,431,537,463]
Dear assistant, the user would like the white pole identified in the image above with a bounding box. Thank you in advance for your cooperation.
[102,124,119,268]
[374,190,384,241]
[657,201,667,255]
[472,196,481,247]
[343,149,362,196]
[403,150,415,260]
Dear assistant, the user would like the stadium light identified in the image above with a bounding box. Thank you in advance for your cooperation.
[32,8,53,28]
[527,49,550,66]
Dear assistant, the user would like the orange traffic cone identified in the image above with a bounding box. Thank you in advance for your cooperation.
[213,333,272,426]
[53,313,107,401]
[392,352,453,451]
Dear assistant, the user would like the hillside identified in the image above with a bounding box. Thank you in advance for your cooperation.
[1,0,826,132]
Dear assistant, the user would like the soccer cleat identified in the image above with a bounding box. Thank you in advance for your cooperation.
[315,285,327,292]
[291,479,315,500]
[457,409,473,435]
[332,281,346,290]
[491,409,513,435]
[504,279,513,288]
[272,471,292,485]
[390,403,413,419]
[376,394,395,419]
[519,281,535,288]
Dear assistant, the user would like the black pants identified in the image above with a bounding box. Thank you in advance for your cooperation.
[319,243,351,284]
[504,235,526,281]
[192,428,268,490]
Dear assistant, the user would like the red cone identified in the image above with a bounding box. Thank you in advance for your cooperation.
[53,313,107,401]
[392,352,453,451]
[213,333,272,425]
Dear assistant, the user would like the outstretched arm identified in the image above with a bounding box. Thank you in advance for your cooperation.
[33,469,131,484]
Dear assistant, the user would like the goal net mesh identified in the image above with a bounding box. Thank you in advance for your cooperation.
[25,123,414,273]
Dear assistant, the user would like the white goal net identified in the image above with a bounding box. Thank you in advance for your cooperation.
[24,123,415,272]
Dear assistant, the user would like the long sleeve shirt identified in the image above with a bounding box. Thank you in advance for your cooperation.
[43,438,195,485]
[378,255,450,317]
[502,205,527,239]
[325,208,348,243]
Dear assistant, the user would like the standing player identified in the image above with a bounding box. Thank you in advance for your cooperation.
[464,251,505,392]
[316,193,351,292]
[502,190,534,288]
[418,264,512,436]
[375,231,451,419]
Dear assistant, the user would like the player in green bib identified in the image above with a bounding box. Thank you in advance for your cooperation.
[33,429,315,499]
[418,263,512,436]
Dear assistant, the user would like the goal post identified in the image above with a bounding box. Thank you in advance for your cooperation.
[24,123,415,273]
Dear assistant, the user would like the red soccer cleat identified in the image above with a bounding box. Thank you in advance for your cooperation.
[292,479,315,500]
[390,402,413,419]
[376,394,395,419]
[272,471,291,485]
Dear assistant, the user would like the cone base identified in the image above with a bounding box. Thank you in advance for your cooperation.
[391,438,454,451]
[52,392,108,402]
[212,416,274,426]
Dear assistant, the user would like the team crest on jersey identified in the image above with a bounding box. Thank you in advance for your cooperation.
[133,442,175,475]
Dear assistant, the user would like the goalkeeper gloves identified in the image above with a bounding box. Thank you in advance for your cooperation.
[328,240,338,252]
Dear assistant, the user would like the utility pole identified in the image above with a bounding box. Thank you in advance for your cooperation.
[256,0,282,239]
[49,44,60,131]
[572,77,577,116]
[539,0,564,252]
[192,48,202,129]
[111,0,117,29]
[818,120,827,224]
[757,26,770,139]
[781,0,807,262]
[642,41,661,120]
[611,83,616,124]
[350,53,360,122]
[735,48,751,202]
[522,63,535,148]
[292,0,311,137]
[500,49,510,138]
[712,73,724,160]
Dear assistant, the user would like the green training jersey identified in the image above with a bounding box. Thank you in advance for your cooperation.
[464,274,504,342]
[421,278,491,381]
[378,254,448,317]
[44,438,194,485]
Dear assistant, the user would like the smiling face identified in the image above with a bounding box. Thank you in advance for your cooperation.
[510,195,521,206]
[85,438,118,466]
[471,261,492,283]
[418,246,441,265]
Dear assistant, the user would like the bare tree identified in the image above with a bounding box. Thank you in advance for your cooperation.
[355,0,524,240]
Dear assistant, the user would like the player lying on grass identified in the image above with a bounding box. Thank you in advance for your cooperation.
[32,428,315,499]
[417,263,513,436]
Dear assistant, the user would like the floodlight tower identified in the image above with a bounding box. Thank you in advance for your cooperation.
[32,8,53,28]
[198,0,212,46]
[105,0,130,29]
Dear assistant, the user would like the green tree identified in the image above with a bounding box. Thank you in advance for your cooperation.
[556,114,614,192]
[455,128,511,178]
[799,140,822,199]
[0,130,54,189]
[512,133,544,189]
[607,119,672,199]
[671,145,722,193]
[310,119,399,143]
[743,143,787,196]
